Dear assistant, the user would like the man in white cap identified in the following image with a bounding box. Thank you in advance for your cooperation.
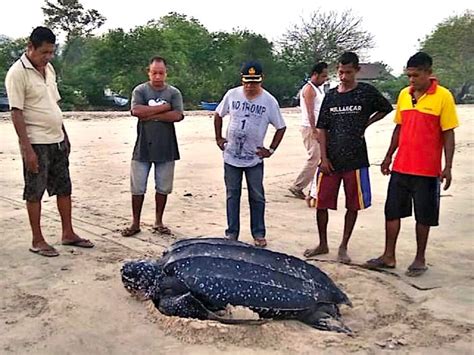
[214,61,286,247]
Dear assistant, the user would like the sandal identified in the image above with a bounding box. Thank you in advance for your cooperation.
[289,187,306,200]
[29,246,59,257]
[153,225,172,235]
[61,237,95,248]
[405,266,428,277]
[121,227,141,237]
[363,257,396,269]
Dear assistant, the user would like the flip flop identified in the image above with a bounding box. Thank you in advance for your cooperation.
[363,258,396,270]
[29,246,59,257]
[61,238,94,248]
[153,225,172,235]
[254,238,267,248]
[121,227,141,237]
[405,266,428,277]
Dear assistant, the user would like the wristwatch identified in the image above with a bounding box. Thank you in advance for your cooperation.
[268,148,275,155]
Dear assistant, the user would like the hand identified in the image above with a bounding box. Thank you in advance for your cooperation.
[64,139,71,157]
[441,167,452,190]
[381,156,392,175]
[174,113,185,122]
[256,147,272,158]
[319,158,334,175]
[216,137,227,151]
[23,146,39,173]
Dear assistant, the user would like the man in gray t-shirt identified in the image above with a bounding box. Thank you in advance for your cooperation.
[122,56,184,237]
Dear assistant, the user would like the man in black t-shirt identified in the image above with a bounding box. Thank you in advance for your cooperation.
[303,52,393,263]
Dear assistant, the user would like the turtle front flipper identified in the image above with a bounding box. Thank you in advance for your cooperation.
[155,292,267,325]
[156,292,211,320]
[300,304,352,334]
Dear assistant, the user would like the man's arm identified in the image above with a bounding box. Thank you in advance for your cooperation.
[214,112,226,150]
[441,129,455,190]
[317,128,334,174]
[256,127,286,158]
[152,111,184,122]
[11,108,38,173]
[62,124,71,156]
[367,111,391,127]
[367,86,393,127]
[302,85,318,136]
[380,124,401,175]
[131,103,172,121]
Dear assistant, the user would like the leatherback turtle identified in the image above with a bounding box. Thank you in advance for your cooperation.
[121,238,352,332]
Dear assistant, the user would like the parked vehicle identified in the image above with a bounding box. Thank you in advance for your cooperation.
[104,94,129,108]
[0,91,9,112]
[200,101,219,111]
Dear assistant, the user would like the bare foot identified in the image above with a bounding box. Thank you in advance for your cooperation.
[32,239,52,249]
[303,245,329,258]
[337,247,352,264]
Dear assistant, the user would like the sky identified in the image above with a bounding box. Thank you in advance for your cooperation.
[1,1,471,75]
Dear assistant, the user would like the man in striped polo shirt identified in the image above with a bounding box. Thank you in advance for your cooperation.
[366,52,459,277]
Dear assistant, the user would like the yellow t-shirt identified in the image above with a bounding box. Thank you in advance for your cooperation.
[393,79,459,177]
[5,54,64,144]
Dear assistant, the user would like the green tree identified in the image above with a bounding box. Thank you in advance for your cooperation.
[151,13,214,106]
[42,0,106,41]
[279,9,374,79]
[0,37,27,84]
[420,10,473,102]
[373,75,409,103]
[209,30,291,102]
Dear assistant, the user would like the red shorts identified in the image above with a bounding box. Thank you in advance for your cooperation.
[315,167,371,210]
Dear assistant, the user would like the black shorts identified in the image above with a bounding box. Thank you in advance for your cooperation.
[23,141,72,201]
[384,172,440,226]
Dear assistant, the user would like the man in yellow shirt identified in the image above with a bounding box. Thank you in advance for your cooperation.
[5,27,94,257]
[365,52,458,276]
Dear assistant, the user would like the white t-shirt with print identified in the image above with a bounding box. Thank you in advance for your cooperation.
[216,87,286,168]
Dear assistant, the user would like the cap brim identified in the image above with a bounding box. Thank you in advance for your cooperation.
[241,75,263,83]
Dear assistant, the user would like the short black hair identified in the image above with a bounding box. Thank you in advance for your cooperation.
[29,26,56,48]
[311,62,328,75]
[406,52,432,70]
[149,56,167,67]
[338,52,359,68]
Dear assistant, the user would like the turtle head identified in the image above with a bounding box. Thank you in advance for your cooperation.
[121,260,161,300]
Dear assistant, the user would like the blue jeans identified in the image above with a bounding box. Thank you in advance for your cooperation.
[224,162,265,240]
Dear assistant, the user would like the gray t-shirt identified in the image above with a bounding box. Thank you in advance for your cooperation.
[131,82,183,162]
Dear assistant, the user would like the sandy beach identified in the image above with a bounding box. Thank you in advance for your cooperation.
[0,106,473,354]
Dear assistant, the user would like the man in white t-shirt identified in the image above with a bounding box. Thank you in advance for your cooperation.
[289,62,329,200]
[214,61,286,247]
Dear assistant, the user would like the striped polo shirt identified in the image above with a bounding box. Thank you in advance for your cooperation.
[392,79,459,177]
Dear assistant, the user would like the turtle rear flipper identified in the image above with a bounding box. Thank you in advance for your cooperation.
[156,292,267,325]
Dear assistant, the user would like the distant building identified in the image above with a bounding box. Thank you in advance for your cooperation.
[357,63,394,83]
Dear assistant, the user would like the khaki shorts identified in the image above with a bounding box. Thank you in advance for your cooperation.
[130,160,175,195]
